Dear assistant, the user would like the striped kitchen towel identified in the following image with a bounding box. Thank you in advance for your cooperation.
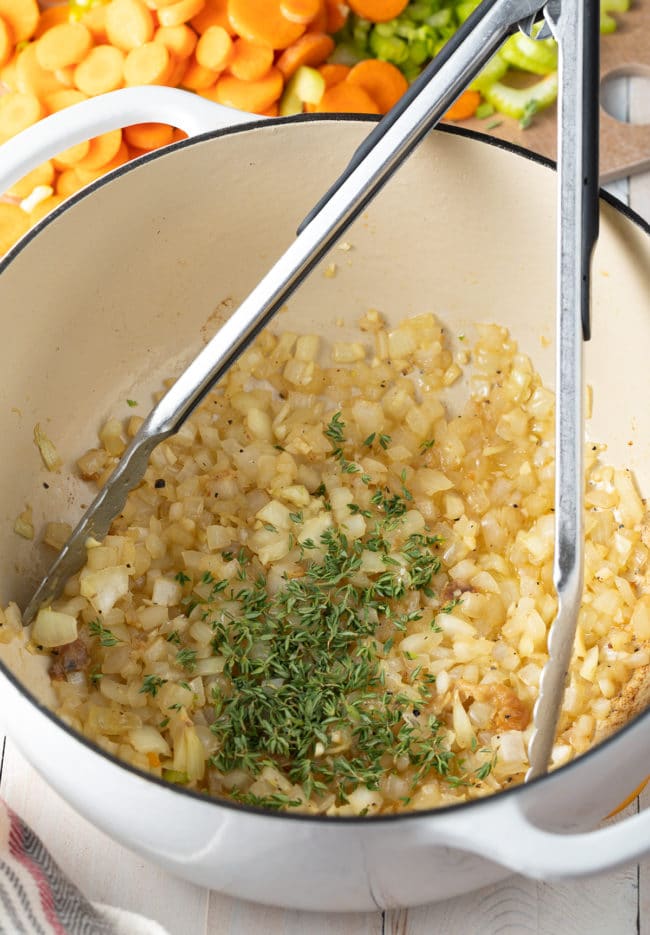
[0,800,169,935]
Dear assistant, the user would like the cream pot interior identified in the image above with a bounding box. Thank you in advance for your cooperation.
[0,111,650,911]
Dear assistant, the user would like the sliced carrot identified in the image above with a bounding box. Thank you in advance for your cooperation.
[191,0,234,36]
[0,53,18,90]
[316,82,379,114]
[276,32,335,80]
[56,169,86,199]
[166,55,188,86]
[347,0,408,23]
[36,22,93,71]
[346,58,407,114]
[325,0,348,32]
[179,53,218,90]
[76,141,129,182]
[195,24,233,70]
[228,0,305,50]
[157,0,205,27]
[105,0,154,51]
[444,88,481,121]
[260,102,279,117]
[74,45,125,95]
[29,194,64,223]
[124,122,174,149]
[0,204,30,254]
[54,66,77,88]
[154,24,197,59]
[16,42,65,97]
[45,88,88,112]
[81,4,108,42]
[0,0,38,42]
[228,37,273,81]
[172,128,188,141]
[0,91,44,143]
[75,129,123,171]
[280,0,321,25]
[319,62,349,88]
[52,140,91,169]
[6,161,55,199]
[306,3,327,32]
[34,6,69,40]
[215,67,284,113]
[124,42,172,85]
[0,15,13,68]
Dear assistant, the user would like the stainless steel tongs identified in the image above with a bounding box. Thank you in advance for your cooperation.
[23,0,600,779]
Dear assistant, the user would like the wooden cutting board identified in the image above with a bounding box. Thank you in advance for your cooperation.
[457,1,650,183]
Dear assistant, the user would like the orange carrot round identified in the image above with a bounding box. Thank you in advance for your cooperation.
[306,2,328,32]
[227,37,273,81]
[0,0,38,42]
[34,6,69,40]
[0,16,12,69]
[80,4,108,42]
[280,0,321,25]
[0,91,44,143]
[124,122,174,149]
[179,53,217,90]
[316,81,379,114]
[28,194,64,224]
[319,62,349,88]
[346,58,408,114]
[76,141,129,181]
[0,54,18,90]
[347,0,408,23]
[276,32,335,80]
[444,88,481,121]
[74,45,125,95]
[325,0,348,32]
[191,0,234,36]
[16,42,64,97]
[75,129,123,171]
[154,24,197,58]
[157,0,205,27]
[6,161,55,200]
[0,204,30,254]
[46,88,88,112]
[52,140,91,170]
[196,24,233,70]
[105,0,154,51]
[56,169,86,199]
[36,22,94,71]
[124,42,172,85]
[228,0,305,50]
[215,66,284,113]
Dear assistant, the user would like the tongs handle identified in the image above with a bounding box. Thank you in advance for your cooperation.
[527,0,600,779]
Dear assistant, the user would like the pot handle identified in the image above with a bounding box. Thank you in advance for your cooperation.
[0,86,257,196]
[420,713,650,880]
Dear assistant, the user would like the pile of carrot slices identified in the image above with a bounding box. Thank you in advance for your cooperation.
[0,0,477,255]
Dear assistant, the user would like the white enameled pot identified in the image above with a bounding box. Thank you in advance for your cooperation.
[0,87,649,912]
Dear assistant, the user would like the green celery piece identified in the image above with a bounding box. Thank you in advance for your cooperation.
[469,51,508,92]
[601,0,630,11]
[456,0,481,23]
[369,31,409,64]
[162,769,189,784]
[475,101,495,119]
[484,72,559,120]
[279,66,325,117]
[501,32,558,75]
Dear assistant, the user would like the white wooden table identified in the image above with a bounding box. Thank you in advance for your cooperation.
[2,83,649,935]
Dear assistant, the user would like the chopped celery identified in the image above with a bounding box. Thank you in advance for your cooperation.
[501,32,558,75]
[469,52,508,93]
[484,72,559,121]
[279,66,325,117]
[475,101,495,119]
[456,0,481,23]
[162,769,189,785]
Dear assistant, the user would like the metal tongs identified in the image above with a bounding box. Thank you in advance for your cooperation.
[24,0,600,779]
